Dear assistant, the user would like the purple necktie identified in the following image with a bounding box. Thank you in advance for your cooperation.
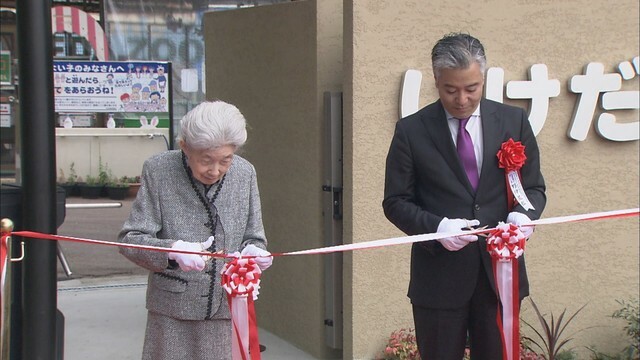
[457,117,479,190]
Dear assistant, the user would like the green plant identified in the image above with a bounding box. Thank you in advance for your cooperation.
[378,328,420,360]
[107,175,129,188]
[588,347,638,360]
[613,298,639,355]
[120,175,140,184]
[67,162,78,183]
[58,162,78,184]
[587,298,639,360]
[522,298,586,360]
[58,168,67,184]
[97,158,112,185]
[84,175,99,186]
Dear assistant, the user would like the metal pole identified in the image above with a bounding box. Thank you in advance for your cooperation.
[16,0,59,359]
[1,219,15,360]
[65,203,123,209]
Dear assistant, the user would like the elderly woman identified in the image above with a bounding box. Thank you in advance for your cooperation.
[118,101,272,360]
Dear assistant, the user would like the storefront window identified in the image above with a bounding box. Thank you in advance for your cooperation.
[0,8,17,178]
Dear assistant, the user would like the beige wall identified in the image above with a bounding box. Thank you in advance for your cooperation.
[205,0,638,359]
[205,1,342,358]
[55,128,170,180]
[346,0,639,358]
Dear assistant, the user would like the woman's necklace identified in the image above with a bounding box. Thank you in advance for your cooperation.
[182,151,226,251]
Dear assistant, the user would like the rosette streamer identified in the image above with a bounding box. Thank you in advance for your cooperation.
[221,257,262,360]
[486,222,527,360]
[497,138,534,211]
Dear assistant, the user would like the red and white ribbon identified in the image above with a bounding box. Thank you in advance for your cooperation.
[2,207,638,359]
[5,208,637,258]
[221,257,262,360]
[486,222,527,360]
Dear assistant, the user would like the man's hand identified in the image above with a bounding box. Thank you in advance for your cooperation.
[168,236,214,271]
[436,217,480,251]
[507,212,534,239]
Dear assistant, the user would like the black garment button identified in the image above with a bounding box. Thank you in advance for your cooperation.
[474,204,480,211]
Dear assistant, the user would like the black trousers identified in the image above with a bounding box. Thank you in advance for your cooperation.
[412,268,504,360]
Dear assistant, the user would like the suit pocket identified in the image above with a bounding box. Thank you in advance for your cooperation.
[417,241,444,256]
[152,272,188,293]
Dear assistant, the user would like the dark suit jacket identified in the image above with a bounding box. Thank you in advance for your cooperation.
[383,98,546,309]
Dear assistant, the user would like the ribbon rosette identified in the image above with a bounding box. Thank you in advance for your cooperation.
[497,138,534,211]
[221,257,262,360]
[486,222,526,360]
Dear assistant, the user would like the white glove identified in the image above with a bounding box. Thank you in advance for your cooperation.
[168,236,214,272]
[507,212,534,239]
[241,244,273,271]
[436,217,480,251]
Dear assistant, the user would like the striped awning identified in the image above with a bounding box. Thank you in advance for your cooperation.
[51,5,109,61]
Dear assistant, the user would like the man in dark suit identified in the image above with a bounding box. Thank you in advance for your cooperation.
[383,33,546,359]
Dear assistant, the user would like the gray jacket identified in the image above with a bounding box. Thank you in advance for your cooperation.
[118,150,267,320]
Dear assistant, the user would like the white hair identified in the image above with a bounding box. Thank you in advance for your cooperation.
[177,101,248,150]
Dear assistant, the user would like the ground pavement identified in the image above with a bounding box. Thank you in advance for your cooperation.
[54,196,316,360]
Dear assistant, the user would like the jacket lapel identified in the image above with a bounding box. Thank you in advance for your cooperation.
[421,101,475,196]
[478,99,501,194]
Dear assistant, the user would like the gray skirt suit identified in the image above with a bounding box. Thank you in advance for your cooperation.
[118,150,268,359]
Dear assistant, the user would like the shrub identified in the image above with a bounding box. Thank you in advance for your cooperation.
[587,298,639,360]
[378,328,420,360]
[521,298,586,360]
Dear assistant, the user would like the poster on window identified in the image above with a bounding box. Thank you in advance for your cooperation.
[53,60,171,113]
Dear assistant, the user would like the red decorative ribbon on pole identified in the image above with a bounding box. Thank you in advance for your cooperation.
[497,138,534,211]
[221,257,262,360]
[486,222,527,360]
[0,233,8,344]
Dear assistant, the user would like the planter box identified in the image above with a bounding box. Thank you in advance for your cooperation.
[106,186,129,200]
[79,184,103,199]
[59,183,79,197]
[127,183,141,198]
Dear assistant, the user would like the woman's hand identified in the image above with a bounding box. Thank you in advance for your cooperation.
[241,244,273,271]
[168,236,214,271]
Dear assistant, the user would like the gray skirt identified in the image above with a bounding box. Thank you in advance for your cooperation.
[142,311,231,360]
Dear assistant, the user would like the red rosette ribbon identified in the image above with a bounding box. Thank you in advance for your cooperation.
[1,233,9,347]
[497,138,534,211]
[221,257,262,360]
[486,222,527,360]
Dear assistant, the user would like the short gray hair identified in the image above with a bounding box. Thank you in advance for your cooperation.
[431,33,486,78]
[177,101,248,150]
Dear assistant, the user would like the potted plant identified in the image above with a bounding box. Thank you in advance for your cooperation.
[57,162,79,197]
[124,175,142,198]
[79,174,102,199]
[106,175,130,200]
[97,159,111,197]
